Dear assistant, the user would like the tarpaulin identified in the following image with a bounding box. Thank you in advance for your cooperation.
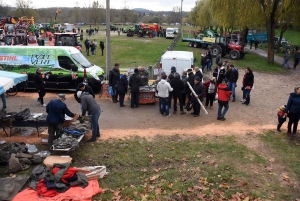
[12,180,102,201]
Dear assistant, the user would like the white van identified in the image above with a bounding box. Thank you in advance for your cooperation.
[166,28,175,39]
[159,51,194,76]
[0,46,104,91]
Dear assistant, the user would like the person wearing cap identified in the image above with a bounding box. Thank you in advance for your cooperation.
[34,67,46,107]
[117,73,128,107]
[109,63,120,103]
[191,76,204,117]
[277,104,287,132]
[74,82,95,115]
[217,79,231,120]
[185,68,195,108]
[46,94,76,148]
[129,68,141,108]
[77,91,101,142]
[138,66,149,86]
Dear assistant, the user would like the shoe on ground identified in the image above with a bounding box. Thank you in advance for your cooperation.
[96,134,100,137]
[41,104,46,107]
[217,117,222,120]
[193,115,199,117]
[166,114,171,117]
[113,101,118,103]
[240,99,245,102]
[232,99,235,102]
[287,132,292,136]
[221,117,226,121]
[191,112,195,115]
[87,138,96,142]
[130,106,134,108]
[37,99,40,102]
[173,111,177,114]
[120,105,126,107]
[180,111,186,115]
[277,128,281,132]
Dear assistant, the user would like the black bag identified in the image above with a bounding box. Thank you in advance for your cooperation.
[15,108,30,121]
[186,101,193,111]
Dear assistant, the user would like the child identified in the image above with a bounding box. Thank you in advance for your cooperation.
[277,105,287,132]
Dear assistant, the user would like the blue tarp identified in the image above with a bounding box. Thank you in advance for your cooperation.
[0,71,28,95]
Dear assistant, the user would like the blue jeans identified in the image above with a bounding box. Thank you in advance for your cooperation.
[227,82,236,100]
[218,102,229,118]
[1,93,6,109]
[208,58,213,70]
[201,64,206,72]
[159,97,169,115]
[281,60,290,68]
[243,88,251,99]
[91,110,101,140]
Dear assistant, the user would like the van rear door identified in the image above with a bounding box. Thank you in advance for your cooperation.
[176,59,191,75]
[162,58,176,75]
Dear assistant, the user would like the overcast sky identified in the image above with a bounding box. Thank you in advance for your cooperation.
[8,0,196,12]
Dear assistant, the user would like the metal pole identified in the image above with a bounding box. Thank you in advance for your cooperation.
[106,0,111,80]
[181,0,183,39]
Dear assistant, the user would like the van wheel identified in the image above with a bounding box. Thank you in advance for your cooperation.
[189,42,193,47]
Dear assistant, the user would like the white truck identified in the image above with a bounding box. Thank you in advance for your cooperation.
[159,51,194,76]
[166,28,175,39]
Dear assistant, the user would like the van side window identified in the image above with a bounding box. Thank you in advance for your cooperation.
[58,56,75,70]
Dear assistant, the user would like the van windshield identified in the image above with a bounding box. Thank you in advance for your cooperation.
[166,29,174,33]
[71,53,93,68]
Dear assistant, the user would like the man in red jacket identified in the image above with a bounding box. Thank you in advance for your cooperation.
[217,79,231,121]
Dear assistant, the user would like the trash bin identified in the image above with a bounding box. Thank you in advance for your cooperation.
[80,34,83,41]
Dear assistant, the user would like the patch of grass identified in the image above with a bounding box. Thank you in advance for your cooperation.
[276,29,300,46]
[69,135,300,200]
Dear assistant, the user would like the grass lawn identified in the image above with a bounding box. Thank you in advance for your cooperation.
[2,133,299,200]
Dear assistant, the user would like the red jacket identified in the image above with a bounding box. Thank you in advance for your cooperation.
[218,83,231,102]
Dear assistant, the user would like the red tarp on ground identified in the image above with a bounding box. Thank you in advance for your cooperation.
[12,180,102,201]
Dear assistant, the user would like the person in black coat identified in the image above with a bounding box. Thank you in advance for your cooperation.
[129,68,141,108]
[168,66,177,108]
[192,76,204,117]
[100,41,104,56]
[212,65,226,86]
[109,63,120,103]
[74,82,95,115]
[34,67,46,107]
[194,67,203,82]
[117,74,128,107]
[185,69,195,107]
[170,73,186,115]
[242,68,254,105]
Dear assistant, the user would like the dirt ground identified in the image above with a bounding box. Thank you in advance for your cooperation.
[0,64,298,145]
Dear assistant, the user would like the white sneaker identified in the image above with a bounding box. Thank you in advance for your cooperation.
[166,114,171,117]
[41,104,46,107]
[240,99,245,102]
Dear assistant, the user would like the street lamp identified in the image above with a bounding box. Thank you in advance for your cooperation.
[181,0,183,39]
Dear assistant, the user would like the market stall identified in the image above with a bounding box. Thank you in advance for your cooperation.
[0,70,28,95]
[139,84,157,105]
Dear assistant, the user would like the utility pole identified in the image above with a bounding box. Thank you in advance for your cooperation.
[181,0,183,39]
[106,0,111,80]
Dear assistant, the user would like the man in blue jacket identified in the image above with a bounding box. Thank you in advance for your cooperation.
[46,94,76,148]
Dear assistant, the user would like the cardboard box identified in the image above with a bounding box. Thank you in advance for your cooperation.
[43,155,73,167]
[40,129,48,144]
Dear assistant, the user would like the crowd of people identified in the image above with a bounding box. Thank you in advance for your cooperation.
[84,38,104,56]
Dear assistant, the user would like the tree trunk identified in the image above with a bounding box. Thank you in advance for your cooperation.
[277,23,288,53]
[241,27,249,47]
[266,19,276,64]
[219,26,223,36]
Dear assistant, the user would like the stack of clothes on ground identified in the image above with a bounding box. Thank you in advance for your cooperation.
[51,117,91,150]
[0,142,42,173]
[0,163,104,200]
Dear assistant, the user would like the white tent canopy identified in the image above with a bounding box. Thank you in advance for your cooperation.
[0,71,28,95]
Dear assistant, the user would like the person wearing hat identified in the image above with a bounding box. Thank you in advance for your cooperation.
[185,68,195,108]
[277,105,287,132]
[74,82,95,115]
[217,79,231,120]
[129,68,141,108]
[46,94,76,148]
[191,76,204,117]
[77,91,101,142]
[203,77,217,109]
[109,63,120,103]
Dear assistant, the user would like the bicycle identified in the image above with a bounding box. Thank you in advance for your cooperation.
[6,86,18,96]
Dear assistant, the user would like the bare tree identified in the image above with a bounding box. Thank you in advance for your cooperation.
[15,0,32,16]
[168,6,181,24]
[0,0,10,16]
[89,0,103,25]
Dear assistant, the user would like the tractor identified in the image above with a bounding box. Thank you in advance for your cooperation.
[210,36,245,60]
